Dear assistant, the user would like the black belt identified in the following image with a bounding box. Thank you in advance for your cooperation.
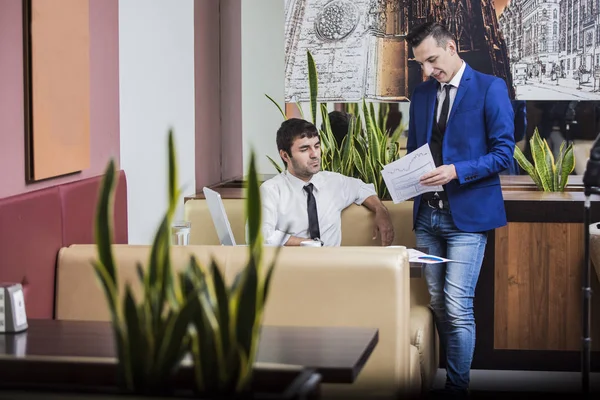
[422,195,449,210]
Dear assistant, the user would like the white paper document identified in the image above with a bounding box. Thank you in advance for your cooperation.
[406,248,454,264]
[385,247,456,264]
[381,143,443,203]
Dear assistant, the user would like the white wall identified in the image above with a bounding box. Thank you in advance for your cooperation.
[241,0,286,174]
[119,0,196,244]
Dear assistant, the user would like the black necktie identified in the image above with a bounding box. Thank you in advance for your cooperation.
[303,183,320,240]
[438,84,453,133]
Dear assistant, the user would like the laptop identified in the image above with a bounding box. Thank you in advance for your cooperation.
[202,187,237,246]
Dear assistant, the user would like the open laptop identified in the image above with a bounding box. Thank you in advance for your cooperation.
[202,187,237,246]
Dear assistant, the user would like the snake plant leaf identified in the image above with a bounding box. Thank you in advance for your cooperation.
[189,292,218,393]
[307,50,318,125]
[246,152,261,252]
[167,129,179,216]
[95,159,117,289]
[234,344,250,392]
[362,100,375,138]
[154,293,199,381]
[266,155,283,173]
[378,103,389,134]
[210,259,231,355]
[514,146,544,190]
[559,142,575,191]
[92,260,120,323]
[235,260,258,360]
[543,138,556,191]
[135,262,145,285]
[123,285,145,389]
[264,94,286,120]
[531,130,553,191]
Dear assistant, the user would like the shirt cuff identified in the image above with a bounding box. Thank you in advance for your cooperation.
[354,183,377,205]
[265,229,290,246]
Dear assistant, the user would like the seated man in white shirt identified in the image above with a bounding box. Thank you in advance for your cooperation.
[260,118,394,247]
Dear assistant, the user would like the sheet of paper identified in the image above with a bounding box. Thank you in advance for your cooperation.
[386,247,456,264]
[406,248,454,264]
[381,143,443,203]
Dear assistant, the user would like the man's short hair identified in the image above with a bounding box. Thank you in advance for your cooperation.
[276,118,319,166]
[405,21,456,49]
[324,111,353,147]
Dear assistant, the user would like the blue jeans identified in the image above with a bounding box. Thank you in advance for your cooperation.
[415,203,488,391]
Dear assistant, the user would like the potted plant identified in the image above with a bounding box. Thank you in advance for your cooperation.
[267,51,406,200]
[92,131,313,398]
[513,127,575,192]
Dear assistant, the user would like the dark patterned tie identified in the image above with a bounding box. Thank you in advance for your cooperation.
[438,84,453,133]
[303,183,320,240]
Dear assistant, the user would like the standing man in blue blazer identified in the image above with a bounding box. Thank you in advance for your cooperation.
[405,22,515,396]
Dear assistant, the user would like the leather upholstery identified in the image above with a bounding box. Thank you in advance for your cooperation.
[56,244,413,399]
[184,199,438,392]
[0,171,128,319]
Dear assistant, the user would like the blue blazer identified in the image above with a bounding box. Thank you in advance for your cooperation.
[407,63,515,233]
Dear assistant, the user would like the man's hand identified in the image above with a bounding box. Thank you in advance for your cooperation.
[373,207,394,246]
[420,164,457,186]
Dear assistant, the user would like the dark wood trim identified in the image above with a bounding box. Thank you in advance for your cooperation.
[22,0,33,183]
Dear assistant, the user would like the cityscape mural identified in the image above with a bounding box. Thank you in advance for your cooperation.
[284,0,512,102]
[498,0,600,100]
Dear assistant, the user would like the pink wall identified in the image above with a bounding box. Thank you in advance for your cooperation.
[219,0,243,181]
[194,0,222,191]
[0,0,120,199]
[193,0,243,190]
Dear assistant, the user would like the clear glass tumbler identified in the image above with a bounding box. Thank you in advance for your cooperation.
[171,221,191,245]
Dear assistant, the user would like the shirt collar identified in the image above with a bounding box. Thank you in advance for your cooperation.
[283,170,323,192]
[441,60,466,90]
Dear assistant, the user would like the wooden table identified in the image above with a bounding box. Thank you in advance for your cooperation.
[0,319,378,386]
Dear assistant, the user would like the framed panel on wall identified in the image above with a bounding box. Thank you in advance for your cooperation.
[22,0,91,182]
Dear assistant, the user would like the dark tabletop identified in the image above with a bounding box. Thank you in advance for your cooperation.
[0,319,378,385]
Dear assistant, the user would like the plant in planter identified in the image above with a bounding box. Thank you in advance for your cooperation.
[93,130,276,396]
[514,127,575,192]
[267,50,405,199]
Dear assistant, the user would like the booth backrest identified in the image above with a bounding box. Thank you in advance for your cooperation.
[184,198,431,307]
[184,199,417,248]
[0,171,128,319]
[55,244,413,398]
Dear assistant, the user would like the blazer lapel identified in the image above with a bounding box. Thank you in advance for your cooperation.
[425,80,438,142]
[447,64,473,124]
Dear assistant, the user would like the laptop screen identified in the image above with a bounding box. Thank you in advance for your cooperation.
[202,187,237,246]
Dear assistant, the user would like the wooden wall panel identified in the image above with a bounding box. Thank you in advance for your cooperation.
[494,222,584,351]
[24,0,90,181]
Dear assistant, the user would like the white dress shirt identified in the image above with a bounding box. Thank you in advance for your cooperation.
[260,170,377,246]
[436,60,466,124]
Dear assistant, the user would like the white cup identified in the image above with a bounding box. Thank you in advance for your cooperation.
[300,240,323,247]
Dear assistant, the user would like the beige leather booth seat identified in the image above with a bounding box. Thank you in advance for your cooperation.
[184,199,438,392]
[56,245,418,399]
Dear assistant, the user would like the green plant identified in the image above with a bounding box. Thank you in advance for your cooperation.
[514,127,575,192]
[266,50,405,199]
[93,130,276,396]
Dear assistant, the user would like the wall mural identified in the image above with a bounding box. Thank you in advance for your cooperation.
[285,0,600,102]
[285,0,512,102]
[499,0,600,100]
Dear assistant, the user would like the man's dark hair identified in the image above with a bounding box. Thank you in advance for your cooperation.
[324,111,353,147]
[276,118,319,167]
[405,21,456,48]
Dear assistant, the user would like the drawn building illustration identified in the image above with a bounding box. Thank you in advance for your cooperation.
[497,0,600,100]
[284,0,513,102]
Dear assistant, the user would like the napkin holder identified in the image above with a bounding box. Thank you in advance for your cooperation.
[0,283,28,333]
